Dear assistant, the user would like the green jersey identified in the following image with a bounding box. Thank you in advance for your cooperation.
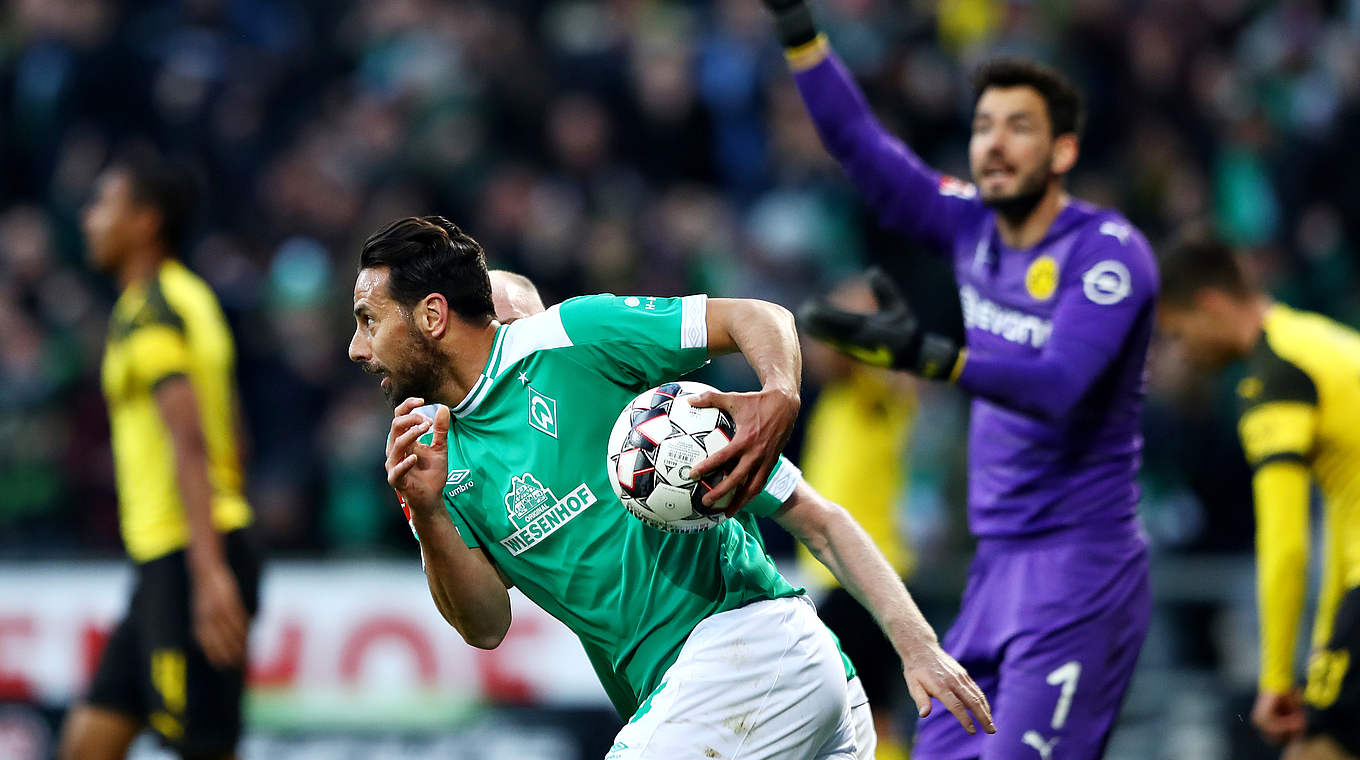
[431,294,801,717]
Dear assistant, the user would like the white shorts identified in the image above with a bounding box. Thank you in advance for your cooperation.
[607,596,857,760]
[847,676,877,760]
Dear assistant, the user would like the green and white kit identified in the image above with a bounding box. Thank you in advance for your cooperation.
[422,294,807,718]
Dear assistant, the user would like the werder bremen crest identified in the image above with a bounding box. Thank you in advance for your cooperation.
[504,473,556,528]
[499,473,597,556]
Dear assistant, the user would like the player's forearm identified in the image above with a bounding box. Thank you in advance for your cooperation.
[779,485,937,657]
[412,508,511,649]
[171,433,228,572]
[709,298,801,397]
[1254,462,1311,692]
[811,503,938,658]
[955,352,1086,421]
[156,379,228,572]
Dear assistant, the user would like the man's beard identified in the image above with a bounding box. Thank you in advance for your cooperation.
[383,327,450,409]
[980,165,1051,228]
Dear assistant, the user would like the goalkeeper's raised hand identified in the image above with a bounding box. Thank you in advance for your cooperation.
[800,269,965,381]
[760,0,820,49]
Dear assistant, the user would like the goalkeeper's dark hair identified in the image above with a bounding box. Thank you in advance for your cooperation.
[110,147,200,256]
[1158,232,1255,306]
[360,216,495,323]
[973,58,1085,138]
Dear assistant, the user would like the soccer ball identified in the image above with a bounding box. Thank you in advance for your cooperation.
[606,381,735,532]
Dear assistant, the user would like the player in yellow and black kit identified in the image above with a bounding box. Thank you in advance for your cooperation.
[1159,236,1360,760]
[59,151,259,760]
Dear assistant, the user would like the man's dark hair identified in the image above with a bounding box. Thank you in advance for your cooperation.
[973,58,1085,138]
[111,148,200,255]
[1158,233,1254,306]
[360,215,495,323]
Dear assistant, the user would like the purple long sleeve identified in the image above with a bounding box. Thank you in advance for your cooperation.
[792,45,980,252]
[957,241,1155,423]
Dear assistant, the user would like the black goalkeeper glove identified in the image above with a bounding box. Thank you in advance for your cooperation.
[799,269,964,380]
[761,0,820,49]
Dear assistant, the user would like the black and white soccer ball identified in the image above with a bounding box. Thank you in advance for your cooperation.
[607,381,735,532]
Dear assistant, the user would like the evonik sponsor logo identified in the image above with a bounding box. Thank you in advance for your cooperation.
[959,285,1053,348]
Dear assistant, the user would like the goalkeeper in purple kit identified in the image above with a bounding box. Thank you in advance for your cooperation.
[760,1,1158,758]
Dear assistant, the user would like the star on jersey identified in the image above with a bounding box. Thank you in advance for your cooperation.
[518,372,529,385]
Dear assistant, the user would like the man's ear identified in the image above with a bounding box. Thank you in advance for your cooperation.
[1051,133,1079,176]
[418,293,451,339]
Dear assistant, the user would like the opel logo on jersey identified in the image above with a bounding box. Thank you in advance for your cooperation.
[528,387,558,439]
[1082,260,1132,305]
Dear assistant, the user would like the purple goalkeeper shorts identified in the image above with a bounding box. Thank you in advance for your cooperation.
[914,527,1150,760]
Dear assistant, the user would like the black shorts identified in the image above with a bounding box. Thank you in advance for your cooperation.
[1305,584,1360,756]
[817,585,904,711]
[86,529,261,756]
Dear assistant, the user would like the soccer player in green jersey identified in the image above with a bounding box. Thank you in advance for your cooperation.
[491,269,992,758]
[349,216,991,759]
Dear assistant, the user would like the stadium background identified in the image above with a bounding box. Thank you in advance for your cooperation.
[0,0,1357,757]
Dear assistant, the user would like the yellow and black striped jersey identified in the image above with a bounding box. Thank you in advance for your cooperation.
[101,259,252,562]
[1238,303,1360,692]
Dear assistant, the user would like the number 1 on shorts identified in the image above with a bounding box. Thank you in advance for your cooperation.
[1045,661,1082,730]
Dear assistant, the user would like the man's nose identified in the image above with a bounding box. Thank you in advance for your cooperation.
[348,331,367,364]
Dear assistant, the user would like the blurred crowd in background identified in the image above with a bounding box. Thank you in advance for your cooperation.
[3,0,1359,754]
[1,0,1358,569]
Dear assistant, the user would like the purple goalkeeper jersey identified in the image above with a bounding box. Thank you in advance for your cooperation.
[795,50,1157,540]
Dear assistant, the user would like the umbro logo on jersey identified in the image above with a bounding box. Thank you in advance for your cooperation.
[528,387,558,439]
[444,468,477,498]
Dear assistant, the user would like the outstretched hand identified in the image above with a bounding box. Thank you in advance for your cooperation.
[687,386,800,515]
[902,639,996,735]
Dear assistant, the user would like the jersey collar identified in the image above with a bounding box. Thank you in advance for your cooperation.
[452,323,508,418]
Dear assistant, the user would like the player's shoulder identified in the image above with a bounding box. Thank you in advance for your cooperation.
[157,259,232,329]
[492,303,573,376]
[557,292,705,337]
[1062,201,1157,303]
[1066,202,1152,257]
[1258,304,1360,391]
[113,262,189,337]
[1240,314,1319,412]
[158,259,218,306]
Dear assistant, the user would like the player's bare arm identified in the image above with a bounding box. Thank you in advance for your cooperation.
[386,397,511,649]
[155,376,249,668]
[688,297,801,513]
[775,481,994,735]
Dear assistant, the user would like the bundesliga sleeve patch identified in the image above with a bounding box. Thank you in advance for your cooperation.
[1081,259,1132,305]
[938,175,977,199]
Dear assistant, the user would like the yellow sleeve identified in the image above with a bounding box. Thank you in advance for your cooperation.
[1253,460,1312,693]
[1239,402,1316,467]
[126,324,192,389]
